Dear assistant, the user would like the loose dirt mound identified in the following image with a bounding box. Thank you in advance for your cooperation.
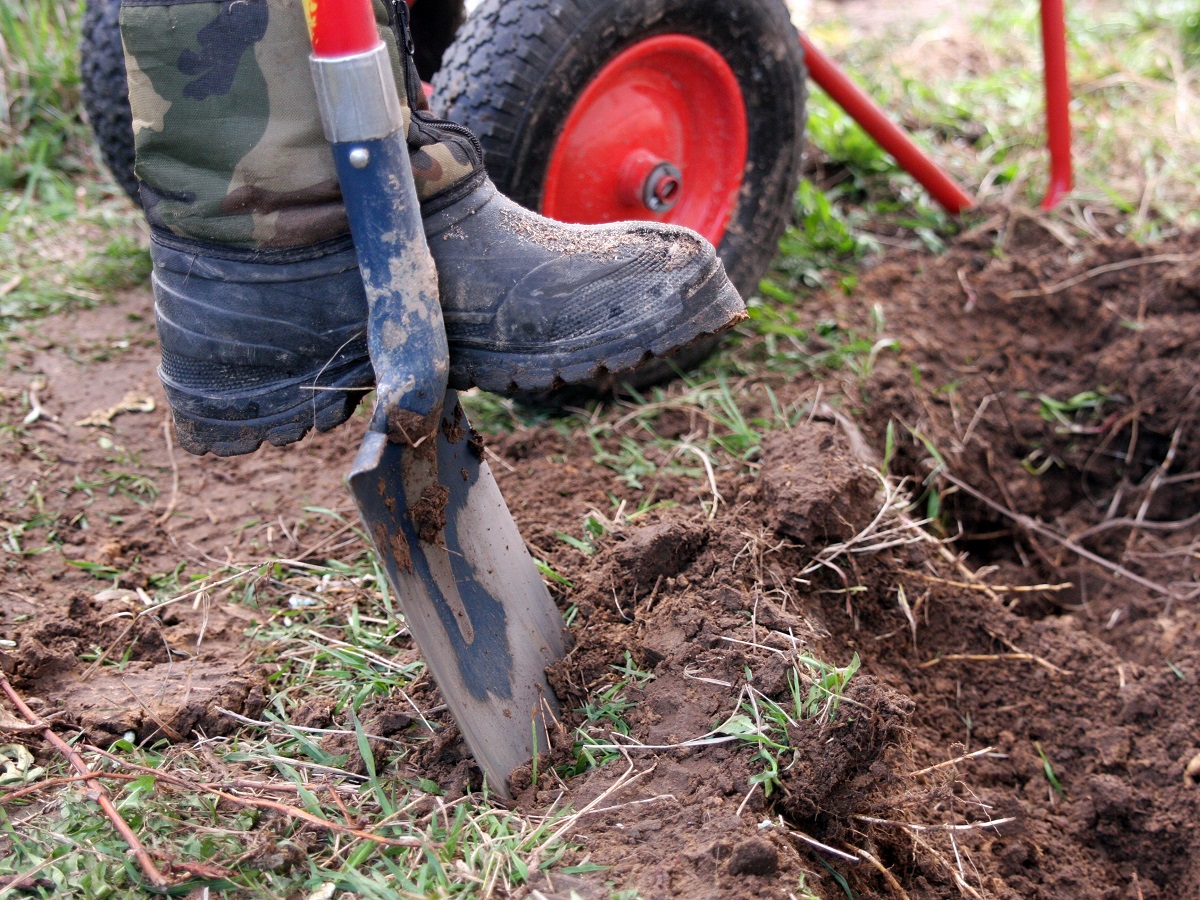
[3,210,1199,897]
[490,212,1200,897]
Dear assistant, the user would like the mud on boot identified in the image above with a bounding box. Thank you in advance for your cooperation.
[151,236,374,457]
[425,173,744,393]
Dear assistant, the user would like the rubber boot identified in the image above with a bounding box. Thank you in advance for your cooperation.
[121,0,745,456]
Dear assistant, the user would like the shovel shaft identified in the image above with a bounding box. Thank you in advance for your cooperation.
[309,41,448,442]
[331,129,448,439]
[308,2,566,797]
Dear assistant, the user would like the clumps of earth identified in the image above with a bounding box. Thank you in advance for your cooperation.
[3,591,266,742]
[3,209,1199,897]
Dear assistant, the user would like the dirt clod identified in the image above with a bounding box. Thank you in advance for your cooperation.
[726,837,779,876]
[412,483,450,544]
[758,424,878,545]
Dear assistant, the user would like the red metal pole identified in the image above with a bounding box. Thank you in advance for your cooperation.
[1039,0,1073,209]
[799,33,974,215]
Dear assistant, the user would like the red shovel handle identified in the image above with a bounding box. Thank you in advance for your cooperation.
[303,0,379,58]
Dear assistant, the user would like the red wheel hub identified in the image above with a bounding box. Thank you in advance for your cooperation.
[541,35,748,246]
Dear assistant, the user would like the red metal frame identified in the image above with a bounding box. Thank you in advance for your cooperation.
[1039,0,1073,208]
[800,34,973,214]
[801,0,1073,213]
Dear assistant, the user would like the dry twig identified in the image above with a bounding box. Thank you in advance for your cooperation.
[940,472,1182,599]
[855,815,1015,833]
[1005,253,1191,298]
[909,746,997,778]
[790,829,861,863]
[0,673,169,888]
[902,571,1071,594]
[84,745,424,849]
[985,629,1071,676]
[854,845,912,899]
[919,652,1051,669]
[156,416,181,527]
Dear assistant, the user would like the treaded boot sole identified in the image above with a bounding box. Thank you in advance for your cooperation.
[446,266,746,394]
[166,361,374,457]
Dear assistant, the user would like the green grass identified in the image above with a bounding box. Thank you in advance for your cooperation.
[806,0,1200,235]
[0,0,148,345]
[561,652,655,778]
[1,543,594,897]
[0,744,580,898]
[716,653,863,799]
[0,0,85,207]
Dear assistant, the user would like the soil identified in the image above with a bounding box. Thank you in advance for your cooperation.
[3,207,1200,898]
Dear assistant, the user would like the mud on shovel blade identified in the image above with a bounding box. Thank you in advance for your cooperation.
[308,31,565,796]
[347,393,566,795]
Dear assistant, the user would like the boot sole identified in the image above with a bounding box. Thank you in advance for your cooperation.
[446,271,746,394]
[166,362,374,457]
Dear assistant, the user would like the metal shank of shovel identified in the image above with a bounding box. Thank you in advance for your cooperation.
[313,42,449,443]
[310,37,565,795]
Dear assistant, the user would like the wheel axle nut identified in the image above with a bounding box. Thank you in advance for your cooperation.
[618,149,683,214]
[643,162,683,213]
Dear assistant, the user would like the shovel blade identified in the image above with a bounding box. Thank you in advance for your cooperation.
[348,391,565,796]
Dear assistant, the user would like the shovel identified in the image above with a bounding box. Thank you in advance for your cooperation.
[305,0,565,797]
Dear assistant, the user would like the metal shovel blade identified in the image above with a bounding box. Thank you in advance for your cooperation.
[347,391,566,797]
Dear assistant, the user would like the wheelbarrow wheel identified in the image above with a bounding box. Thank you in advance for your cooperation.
[80,0,140,205]
[77,0,468,207]
[431,0,806,392]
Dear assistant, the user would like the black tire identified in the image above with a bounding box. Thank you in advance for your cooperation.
[80,0,139,205]
[77,0,469,207]
[430,0,807,304]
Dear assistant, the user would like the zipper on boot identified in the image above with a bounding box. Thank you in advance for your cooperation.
[386,0,426,113]
[384,0,484,160]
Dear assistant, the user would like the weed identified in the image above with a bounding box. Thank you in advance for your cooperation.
[716,703,791,797]
[1033,741,1067,798]
[795,874,824,900]
[534,557,574,588]
[791,653,863,722]
[609,651,655,689]
[882,419,897,477]
[556,514,609,556]
[1020,446,1062,476]
[817,855,857,899]
[562,653,654,777]
[716,653,863,798]
[1031,389,1110,434]
[767,179,877,291]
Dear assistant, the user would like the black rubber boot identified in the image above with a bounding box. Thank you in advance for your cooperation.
[155,165,746,456]
[158,179,745,455]
[152,235,374,457]
[426,173,744,393]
